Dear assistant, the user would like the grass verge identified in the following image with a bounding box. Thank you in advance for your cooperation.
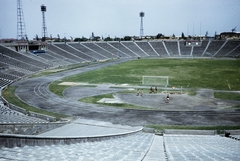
[146,124,240,134]
[2,86,68,120]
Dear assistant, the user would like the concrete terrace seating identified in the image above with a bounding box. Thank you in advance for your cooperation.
[54,44,88,62]
[149,41,169,56]
[104,42,130,58]
[192,40,209,57]
[0,72,19,82]
[164,41,179,56]
[164,134,240,161]
[0,45,50,69]
[68,43,96,61]
[2,56,41,74]
[0,105,47,124]
[215,40,240,56]
[47,44,79,64]
[68,43,101,61]
[135,41,159,56]
[109,42,138,57]
[121,41,148,57]
[227,42,240,57]
[204,40,226,57]
[44,50,73,66]
[105,42,131,58]
[179,41,192,56]
[0,132,154,160]
[48,44,83,63]
[81,42,117,59]
[0,79,11,88]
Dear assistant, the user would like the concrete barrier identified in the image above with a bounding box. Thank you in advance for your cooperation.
[0,129,142,148]
[0,122,67,135]
[29,111,56,122]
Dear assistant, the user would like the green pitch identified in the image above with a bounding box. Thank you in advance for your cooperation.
[62,59,240,90]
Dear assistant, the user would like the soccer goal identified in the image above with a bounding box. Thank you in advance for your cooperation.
[142,76,169,87]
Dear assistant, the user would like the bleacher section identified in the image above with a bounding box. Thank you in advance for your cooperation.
[149,41,169,56]
[47,44,81,64]
[95,42,128,58]
[179,41,192,56]
[227,42,240,57]
[81,42,117,59]
[121,41,148,57]
[215,40,240,56]
[68,43,101,61]
[204,40,226,57]
[164,41,179,56]
[192,40,209,56]
[135,41,159,56]
[164,134,240,161]
[54,44,88,62]
[0,45,50,69]
[0,105,47,123]
[108,42,137,57]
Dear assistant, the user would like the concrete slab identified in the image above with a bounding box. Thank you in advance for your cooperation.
[39,118,142,137]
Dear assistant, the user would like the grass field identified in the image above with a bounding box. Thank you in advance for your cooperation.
[58,59,240,90]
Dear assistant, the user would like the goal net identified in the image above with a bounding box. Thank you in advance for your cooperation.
[142,76,169,87]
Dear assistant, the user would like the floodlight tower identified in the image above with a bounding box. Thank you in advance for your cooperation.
[17,0,27,40]
[139,11,145,38]
[41,4,48,41]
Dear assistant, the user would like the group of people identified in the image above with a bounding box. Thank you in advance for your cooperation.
[149,86,158,94]
[136,87,170,103]
[136,89,143,96]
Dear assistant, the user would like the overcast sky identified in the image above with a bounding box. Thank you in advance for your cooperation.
[1,0,240,40]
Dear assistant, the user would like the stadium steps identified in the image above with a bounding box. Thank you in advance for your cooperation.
[108,42,137,57]
[135,41,159,56]
[164,134,240,161]
[149,41,169,57]
[0,132,154,160]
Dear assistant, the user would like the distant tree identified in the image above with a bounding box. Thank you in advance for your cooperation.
[172,34,175,38]
[114,37,121,41]
[181,32,186,39]
[124,36,131,41]
[104,37,113,41]
[156,33,163,39]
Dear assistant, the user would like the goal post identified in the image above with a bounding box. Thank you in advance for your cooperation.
[142,76,169,87]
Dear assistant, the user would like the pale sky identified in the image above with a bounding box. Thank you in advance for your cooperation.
[0,0,240,40]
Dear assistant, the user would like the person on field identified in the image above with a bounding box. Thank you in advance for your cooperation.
[140,89,143,97]
[166,94,170,103]
[154,86,158,94]
[136,89,140,96]
[150,86,153,93]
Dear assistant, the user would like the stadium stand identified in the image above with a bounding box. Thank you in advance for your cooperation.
[68,43,102,61]
[164,41,179,56]
[0,45,50,69]
[0,104,47,123]
[81,42,117,59]
[179,40,192,56]
[203,40,226,57]
[108,42,138,57]
[121,41,148,57]
[164,134,240,161]
[95,42,128,58]
[227,42,240,57]
[48,44,83,63]
[135,41,159,56]
[192,40,209,57]
[149,41,169,56]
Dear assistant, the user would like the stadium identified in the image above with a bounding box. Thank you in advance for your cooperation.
[1,1,240,161]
